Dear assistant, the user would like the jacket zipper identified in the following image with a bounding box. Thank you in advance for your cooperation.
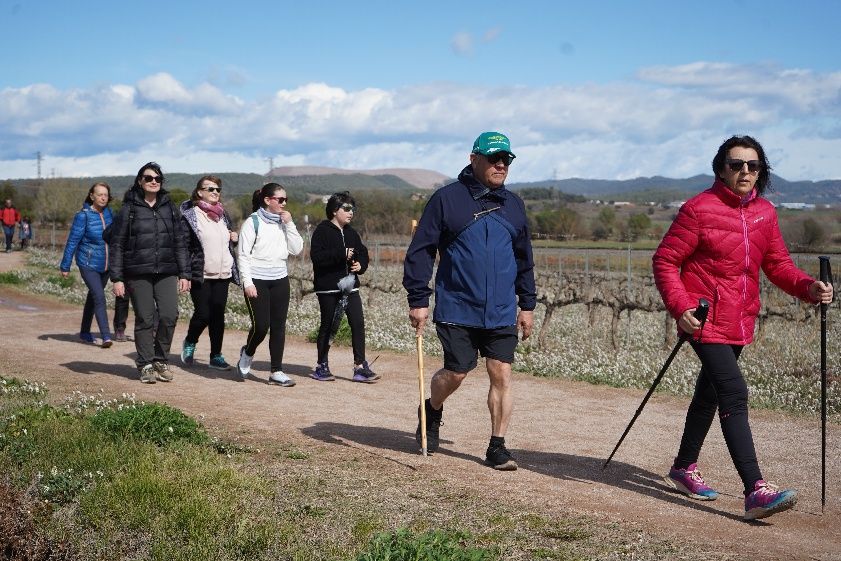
[739,204,749,341]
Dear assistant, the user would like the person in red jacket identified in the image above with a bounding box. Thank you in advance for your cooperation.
[653,135,833,520]
[2,198,21,253]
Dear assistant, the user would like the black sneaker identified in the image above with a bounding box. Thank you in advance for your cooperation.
[485,442,518,471]
[415,398,442,453]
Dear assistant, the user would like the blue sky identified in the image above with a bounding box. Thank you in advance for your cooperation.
[2,0,841,182]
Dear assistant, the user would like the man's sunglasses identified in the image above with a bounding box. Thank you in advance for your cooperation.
[726,159,762,173]
[142,174,163,183]
[201,187,222,193]
[339,204,355,212]
[485,152,515,166]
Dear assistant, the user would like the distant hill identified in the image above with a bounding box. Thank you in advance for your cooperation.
[269,166,449,190]
[508,174,841,205]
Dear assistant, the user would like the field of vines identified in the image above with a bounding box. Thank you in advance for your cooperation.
[20,246,841,419]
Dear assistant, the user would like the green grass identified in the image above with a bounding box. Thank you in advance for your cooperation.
[0,270,23,284]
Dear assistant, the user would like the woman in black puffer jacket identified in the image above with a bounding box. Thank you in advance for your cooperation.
[109,162,190,383]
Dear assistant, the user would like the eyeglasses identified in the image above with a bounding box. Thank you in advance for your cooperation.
[339,204,355,212]
[201,187,221,193]
[268,196,287,204]
[142,174,163,184]
[485,152,515,166]
[726,159,762,173]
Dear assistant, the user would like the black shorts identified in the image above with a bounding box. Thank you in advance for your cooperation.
[435,323,518,373]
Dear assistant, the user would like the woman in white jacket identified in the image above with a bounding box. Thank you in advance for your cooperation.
[236,183,304,386]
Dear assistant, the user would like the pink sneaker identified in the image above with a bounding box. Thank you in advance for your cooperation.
[664,463,719,500]
[744,480,797,520]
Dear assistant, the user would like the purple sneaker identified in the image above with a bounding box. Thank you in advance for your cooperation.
[352,361,380,383]
[310,362,335,382]
[744,480,797,520]
[664,463,719,500]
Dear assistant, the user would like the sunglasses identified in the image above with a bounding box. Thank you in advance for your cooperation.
[339,204,356,212]
[201,187,222,193]
[268,196,287,204]
[142,174,163,183]
[726,159,762,173]
[485,152,515,166]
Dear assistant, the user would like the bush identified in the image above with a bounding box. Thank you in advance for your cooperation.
[0,271,23,284]
[89,402,209,447]
[354,528,493,561]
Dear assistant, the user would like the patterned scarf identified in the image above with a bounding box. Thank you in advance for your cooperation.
[197,200,225,222]
[257,207,281,225]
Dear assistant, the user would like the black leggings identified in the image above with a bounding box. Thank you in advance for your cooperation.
[186,278,231,356]
[243,277,290,372]
[316,291,366,365]
[674,342,762,493]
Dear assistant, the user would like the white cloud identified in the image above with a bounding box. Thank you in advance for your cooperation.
[3,65,841,181]
[450,31,473,56]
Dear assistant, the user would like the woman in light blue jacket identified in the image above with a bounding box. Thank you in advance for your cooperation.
[59,182,115,347]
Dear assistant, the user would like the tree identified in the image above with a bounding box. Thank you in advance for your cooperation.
[801,217,826,248]
[626,213,652,242]
[34,179,88,249]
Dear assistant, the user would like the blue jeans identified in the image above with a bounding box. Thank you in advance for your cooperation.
[78,266,112,340]
[2,224,14,251]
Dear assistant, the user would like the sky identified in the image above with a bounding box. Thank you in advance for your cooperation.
[2,0,841,183]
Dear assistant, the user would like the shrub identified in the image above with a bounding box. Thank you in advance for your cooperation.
[0,271,23,284]
[89,402,209,447]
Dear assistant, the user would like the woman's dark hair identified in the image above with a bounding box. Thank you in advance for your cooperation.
[83,181,112,208]
[192,175,223,202]
[325,191,356,219]
[132,161,165,192]
[711,135,772,196]
[251,182,285,212]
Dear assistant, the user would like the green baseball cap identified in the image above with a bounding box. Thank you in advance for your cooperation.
[472,131,515,158]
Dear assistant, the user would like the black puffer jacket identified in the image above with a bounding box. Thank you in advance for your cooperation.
[310,220,369,292]
[109,187,190,282]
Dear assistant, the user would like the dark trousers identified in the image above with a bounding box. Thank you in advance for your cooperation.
[675,342,762,493]
[114,294,130,332]
[78,266,112,340]
[127,274,179,368]
[316,291,366,365]
[186,278,231,357]
[243,277,290,372]
[2,224,14,251]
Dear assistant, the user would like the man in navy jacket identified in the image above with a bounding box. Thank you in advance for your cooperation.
[403,132,536,470]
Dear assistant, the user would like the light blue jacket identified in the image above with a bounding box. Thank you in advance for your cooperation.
[60,203,113,273]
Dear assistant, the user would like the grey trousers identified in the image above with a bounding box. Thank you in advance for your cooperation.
[126,274,179,368]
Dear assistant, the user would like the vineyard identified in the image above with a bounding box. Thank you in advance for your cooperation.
[20,247,841,419]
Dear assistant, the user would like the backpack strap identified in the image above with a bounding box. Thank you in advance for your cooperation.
[250,213,260,254]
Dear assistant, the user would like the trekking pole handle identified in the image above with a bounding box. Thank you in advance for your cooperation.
[819,256,833,301]
[693,298,710,325]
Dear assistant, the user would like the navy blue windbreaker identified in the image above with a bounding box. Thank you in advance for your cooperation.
[403,165,536,328]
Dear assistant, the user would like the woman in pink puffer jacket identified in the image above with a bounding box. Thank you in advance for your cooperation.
[652,135,833,520]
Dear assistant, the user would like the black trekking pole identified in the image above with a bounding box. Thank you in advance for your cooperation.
[603,298,709,470]
[819,256,833,512]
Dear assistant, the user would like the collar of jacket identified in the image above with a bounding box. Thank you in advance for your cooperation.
[125,186,170,207]
[711,179,757,207]
[457,164,508,203]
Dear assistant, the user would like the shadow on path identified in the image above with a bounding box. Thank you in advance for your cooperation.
[301,420,752,523]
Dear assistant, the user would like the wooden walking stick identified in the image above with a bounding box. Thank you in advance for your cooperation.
[819,256,833,512]
[411,218,428,456]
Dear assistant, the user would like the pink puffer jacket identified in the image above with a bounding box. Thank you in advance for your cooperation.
[653,180,815,345]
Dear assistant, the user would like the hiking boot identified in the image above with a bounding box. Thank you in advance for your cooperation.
[744,480,798,520]
[486,441,518,471]
[415,398,442,453]
[152,362,173,382]
[101,338,113,349]
[310,362,335,382]
[114,329,127,342]
[352,361,380,383]
[79,332,95,344]
[139,364,156,384]
[180,339,196,365]
[664,463,719,501]
[268,371,296,387]
[236,346,253,381]
[209,354,231,371]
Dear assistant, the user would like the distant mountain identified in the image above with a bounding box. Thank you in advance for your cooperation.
[508,174,841,205]
[269,166,449,190]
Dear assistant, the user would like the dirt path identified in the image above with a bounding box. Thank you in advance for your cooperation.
[0,251,839,560]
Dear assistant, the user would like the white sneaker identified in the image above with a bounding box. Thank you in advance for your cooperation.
[268,371,296,387]
[236,346,253,381]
